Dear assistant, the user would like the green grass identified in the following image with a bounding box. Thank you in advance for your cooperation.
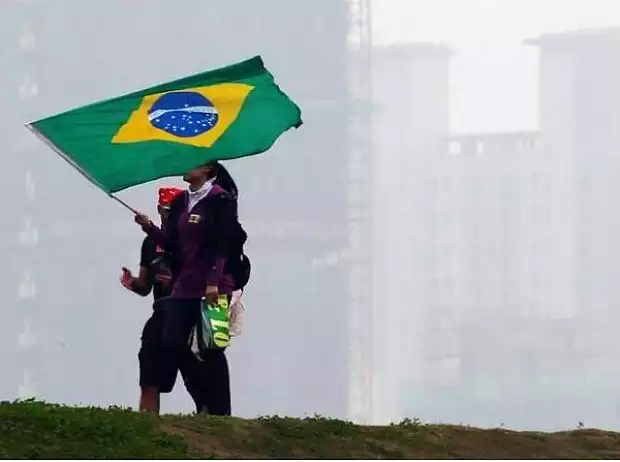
[0,401,191,459]
[3,401,620,459]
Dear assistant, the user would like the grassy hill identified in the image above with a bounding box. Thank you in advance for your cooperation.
[2,401,620,459]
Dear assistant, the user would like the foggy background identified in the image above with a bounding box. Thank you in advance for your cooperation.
[2,0,620,432]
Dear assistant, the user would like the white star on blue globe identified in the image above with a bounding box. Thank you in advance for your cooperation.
[148,91,219,137]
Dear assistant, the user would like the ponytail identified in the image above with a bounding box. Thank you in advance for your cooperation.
[212,162,239,199]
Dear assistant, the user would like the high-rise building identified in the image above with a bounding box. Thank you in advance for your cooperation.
[225,0,354,419]
[529,29,620,321]
[370,43,451,424]
[527,28,620,429]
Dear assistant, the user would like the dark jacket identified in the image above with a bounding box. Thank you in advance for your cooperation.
[144,185,237,298]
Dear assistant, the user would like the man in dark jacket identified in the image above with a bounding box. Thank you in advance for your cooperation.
[121,186,206,413]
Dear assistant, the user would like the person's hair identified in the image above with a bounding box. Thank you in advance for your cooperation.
[211,162,239,199]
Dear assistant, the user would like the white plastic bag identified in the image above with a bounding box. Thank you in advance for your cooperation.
[229,289,246,337]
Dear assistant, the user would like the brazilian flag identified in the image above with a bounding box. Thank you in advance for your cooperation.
[29,56,302,193]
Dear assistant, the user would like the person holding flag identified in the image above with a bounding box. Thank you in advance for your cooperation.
[121,186,207,414]
[134,161,243,416]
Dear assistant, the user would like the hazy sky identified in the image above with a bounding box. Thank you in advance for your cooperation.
[373,0,620,133]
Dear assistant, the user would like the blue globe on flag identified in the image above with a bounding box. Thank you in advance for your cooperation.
[148,91,219,138]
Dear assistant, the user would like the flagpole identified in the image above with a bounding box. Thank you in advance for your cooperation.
[25,123,137,214]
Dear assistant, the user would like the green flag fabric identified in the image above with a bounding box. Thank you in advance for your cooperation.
[30,56,302,193]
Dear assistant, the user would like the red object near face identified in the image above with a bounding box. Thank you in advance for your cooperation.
[158,187,184,207]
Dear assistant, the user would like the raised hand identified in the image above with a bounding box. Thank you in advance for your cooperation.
[134,213,152,228]
[120,267,134,290]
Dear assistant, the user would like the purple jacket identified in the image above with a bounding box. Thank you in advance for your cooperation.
[144,185,235,298]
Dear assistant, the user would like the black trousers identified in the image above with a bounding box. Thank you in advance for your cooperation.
[155,297,231,416]
[139,310,202,412]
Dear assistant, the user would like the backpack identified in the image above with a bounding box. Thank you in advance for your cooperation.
[227,219,251,291]
[207,189,251,291]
